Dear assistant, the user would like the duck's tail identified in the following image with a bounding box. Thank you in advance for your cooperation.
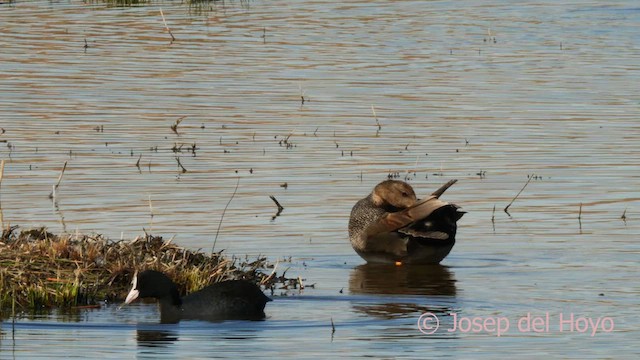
[431,179,458,198]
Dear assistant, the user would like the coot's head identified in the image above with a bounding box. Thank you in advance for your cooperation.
[125,270,182,306]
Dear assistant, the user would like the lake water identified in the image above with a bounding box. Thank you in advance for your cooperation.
[1,0,639,358]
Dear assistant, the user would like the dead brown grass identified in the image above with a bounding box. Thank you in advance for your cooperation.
[0,226,292,311]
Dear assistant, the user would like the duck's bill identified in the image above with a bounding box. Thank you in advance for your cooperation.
[125,288,139,304]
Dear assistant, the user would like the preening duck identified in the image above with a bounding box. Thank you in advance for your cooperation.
[348,179,464,265]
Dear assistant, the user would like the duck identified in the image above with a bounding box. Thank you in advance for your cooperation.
[348,179,464,265]
[124,270,271,323]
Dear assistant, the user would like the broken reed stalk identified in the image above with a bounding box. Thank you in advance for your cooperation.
[148,194,154,218]
[578,202,583,228]
[175,156,187,173]
[431,179,457,198]
[159,8,176,42]
[260,259,279,285]
[269,195,284,217]
[577,203,583,233]
[0,159,5,200]
[284,131,294,144]
[504,175,533,214]
[371,105,381,130]
[491,205,496,223]
[211,177,240,254]
[171,116,185,135]
[578,203,582,220]
[55,161,67,189]
[299,84,306,104]
[51,161,68,199]
[491,204,496,232]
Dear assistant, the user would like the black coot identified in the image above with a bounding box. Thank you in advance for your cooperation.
[125,270,271,323]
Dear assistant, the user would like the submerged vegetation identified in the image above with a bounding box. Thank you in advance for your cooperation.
[0,227,294,312]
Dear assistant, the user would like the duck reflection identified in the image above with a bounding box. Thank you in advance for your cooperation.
[136,328,178,348]
[349,264,457,319]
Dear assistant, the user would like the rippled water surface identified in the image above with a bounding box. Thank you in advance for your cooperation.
[1,0,639,358]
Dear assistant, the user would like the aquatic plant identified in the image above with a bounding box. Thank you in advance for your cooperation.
[0,227,292,312]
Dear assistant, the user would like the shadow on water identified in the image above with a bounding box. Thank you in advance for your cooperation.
[348,264,457,319]
[136,328,178,348]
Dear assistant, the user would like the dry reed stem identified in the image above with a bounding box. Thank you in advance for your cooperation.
[0,159,5,188]
[579,202,583,230]
[50,161,68,199]
[491,205,496,223]
[260,259,279,285]
[269,195,284,219]
[148,194,154,218]
[579,203,582,220]
[211,177,240,254]
[0,159,4,206]
[55,161,67,190]
[371,105,381,130]
[171,116,185,135]
[504,175,534,214]
[159,8,176,42]
[299,84,306,104]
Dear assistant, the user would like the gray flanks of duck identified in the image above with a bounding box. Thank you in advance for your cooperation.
[124,270,271,324]
[348,179,465,265]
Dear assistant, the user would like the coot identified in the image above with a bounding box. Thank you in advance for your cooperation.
[124,270,271,323]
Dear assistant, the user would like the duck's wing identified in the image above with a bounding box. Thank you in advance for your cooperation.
[364,195,452,237]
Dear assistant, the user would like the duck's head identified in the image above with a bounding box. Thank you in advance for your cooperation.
[125,270,182,306]
[371,180,417,211]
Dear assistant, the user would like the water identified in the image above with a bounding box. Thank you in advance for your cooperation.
[1,0,639,358]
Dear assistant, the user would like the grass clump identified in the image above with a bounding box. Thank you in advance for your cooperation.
[0,226,293,312]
